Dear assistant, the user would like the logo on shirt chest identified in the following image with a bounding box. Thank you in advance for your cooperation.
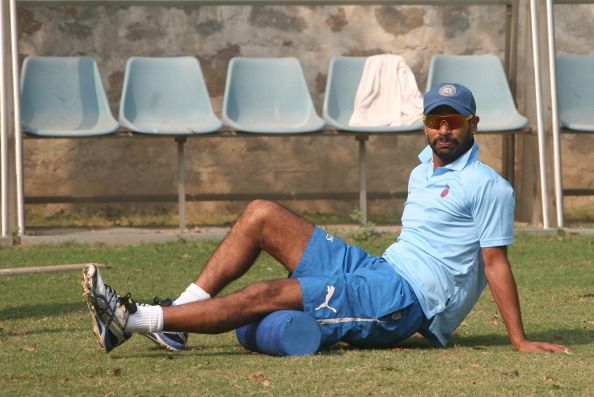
[440,184,450,198]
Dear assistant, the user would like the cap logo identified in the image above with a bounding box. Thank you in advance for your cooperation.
[438,84,457,97]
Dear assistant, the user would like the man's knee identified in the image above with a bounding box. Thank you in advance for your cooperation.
[242,279,284,300]
[242,199,283,224]
[240,279,302,309]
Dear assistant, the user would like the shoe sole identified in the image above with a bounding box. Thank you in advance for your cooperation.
[81,264,109,353]
[141,332,183,352]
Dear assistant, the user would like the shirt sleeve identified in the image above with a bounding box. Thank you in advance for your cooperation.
[471,177,515,248]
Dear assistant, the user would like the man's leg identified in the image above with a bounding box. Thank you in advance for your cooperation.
[164,200,313,332]
[194,199,314,296]
[163,278,302,333]
[83,200,315,352]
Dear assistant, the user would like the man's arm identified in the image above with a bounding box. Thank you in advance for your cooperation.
[482,246,569,353]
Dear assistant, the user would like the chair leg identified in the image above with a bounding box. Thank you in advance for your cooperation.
[356,135,368,225]
[175,137,187,231]
[502,134,515,187]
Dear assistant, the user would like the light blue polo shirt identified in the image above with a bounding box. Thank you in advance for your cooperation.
[383,142,515,347]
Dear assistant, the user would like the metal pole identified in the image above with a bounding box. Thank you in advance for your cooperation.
[0,0,9,237]
[501,2,514,185]
[545,0,564,228]
[175,137,187,231]
[356,135,368,225]
[9,0,24,235]
[529,0,551,229]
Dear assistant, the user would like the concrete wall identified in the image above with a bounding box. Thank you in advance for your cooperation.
[15,2,594,225]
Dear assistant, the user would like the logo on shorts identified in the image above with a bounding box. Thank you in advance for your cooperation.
[315,285,337,313]
[325,233,334,242]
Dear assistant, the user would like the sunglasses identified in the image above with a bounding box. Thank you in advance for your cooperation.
[422,114,473,130]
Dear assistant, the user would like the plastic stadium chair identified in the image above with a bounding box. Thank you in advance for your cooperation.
[322,56,423,224]
[21,56,119,136]
[119,56,222,134]
[556,54,594,132]
[119,56,223,230]
[426,54,528,132]
[222,57,324,133]
[323,56,423,132]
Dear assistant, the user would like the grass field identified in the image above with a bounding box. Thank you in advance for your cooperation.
[0,232,592,396]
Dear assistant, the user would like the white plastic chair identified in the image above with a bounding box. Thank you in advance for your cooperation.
[21,56,118,136]
[119,56,222,135]
[556,54,594,132]
[323,56,424,132]
[119,56,223,229]
[323,56,423,224]
[426,54,528,132]
[554,54,594,207]
[222,57,324,133]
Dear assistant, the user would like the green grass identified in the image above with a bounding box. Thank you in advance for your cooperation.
[0,233,592,396]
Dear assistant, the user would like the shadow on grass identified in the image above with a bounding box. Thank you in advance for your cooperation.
[0,301,85,320]
[450,329,593,347]
[2,303,591,351]
[109,348,252,360]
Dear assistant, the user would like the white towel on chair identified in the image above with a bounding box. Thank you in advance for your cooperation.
[349,54,423,127]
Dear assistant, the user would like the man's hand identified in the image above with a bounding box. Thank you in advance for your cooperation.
[513,339,571,353]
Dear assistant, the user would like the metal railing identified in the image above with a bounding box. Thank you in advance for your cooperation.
[2,0,524,235]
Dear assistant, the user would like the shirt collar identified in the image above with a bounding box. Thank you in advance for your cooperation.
[418,141,480,171]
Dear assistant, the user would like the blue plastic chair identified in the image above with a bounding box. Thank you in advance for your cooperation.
[222,57,324,133]
[556,54,594,132]
[323,56,423,132]
[119,56,222,134]
[21,56,119,137]
[119,56,223,230]
[323,56,423,224]
[426,55,528,132]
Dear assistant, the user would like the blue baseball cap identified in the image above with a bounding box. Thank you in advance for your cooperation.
[423,83,476,117]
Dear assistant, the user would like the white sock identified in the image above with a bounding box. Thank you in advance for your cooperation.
[173,283,210,306]
[124,304,164,333]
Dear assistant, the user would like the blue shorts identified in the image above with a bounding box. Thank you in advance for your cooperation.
[291,227,426,348]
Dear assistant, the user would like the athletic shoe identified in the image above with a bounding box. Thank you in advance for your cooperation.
[82,264,136,353]
[142,297,188,351]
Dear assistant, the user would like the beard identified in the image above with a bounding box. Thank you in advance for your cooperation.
[427,132,474,165]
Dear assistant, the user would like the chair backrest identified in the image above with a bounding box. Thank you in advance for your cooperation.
[556,54,594,131]
[323,56,423,132]
[21,56,118,136]
[323,56,367,128]
[222,57,324,133]
[119,56,222,134]
[426,55,528,132]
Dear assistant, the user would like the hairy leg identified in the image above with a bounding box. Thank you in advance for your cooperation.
[195,200,314,296]
[163,278,302,333]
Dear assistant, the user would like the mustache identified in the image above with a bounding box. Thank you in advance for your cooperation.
[433,136,458,144]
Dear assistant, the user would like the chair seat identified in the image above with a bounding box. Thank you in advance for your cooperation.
[478,113,529,132]
[122,117,222,136]
[325,119,424,133]
[560,112,594,131]
[21,56,119,137]
[224,117,325,134]
[23,117,119,137]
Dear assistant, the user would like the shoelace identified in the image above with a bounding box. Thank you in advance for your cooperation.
[91,284,136,330]
[152,297,173,307]
[119,293,138,314]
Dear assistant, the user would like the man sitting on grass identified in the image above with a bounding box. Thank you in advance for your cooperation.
[82,83,569,354]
